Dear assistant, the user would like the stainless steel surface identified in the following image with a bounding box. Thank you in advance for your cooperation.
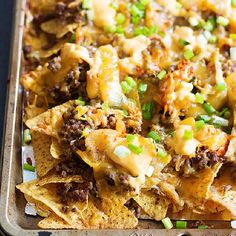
[0,0,235,235]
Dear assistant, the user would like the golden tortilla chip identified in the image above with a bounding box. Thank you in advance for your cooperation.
[177,163,222,210]
[31,131,60,177]
[95,179,138,229]
[134,190,169,221]
[169,206,233,220]
[40,19,78,38]
[38,213,85,229]
[50,138,63,159]
[37,175,83,186]
[17,178,109,227]
[26,101,73,138]
[206,165,236,218]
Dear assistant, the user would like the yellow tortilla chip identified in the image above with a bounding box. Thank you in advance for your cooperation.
[169,206,233,220]
[31,131,60,177]
[177,163,222,210]
[40,19,78,38]
[50,138,63,159]
[38,214,85,229]
[95,179,138,229]
[134,190,169,221]
[37,175,83,186]
[26,101,73,138]
[207,166,236,218]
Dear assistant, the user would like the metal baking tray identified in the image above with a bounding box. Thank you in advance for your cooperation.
[0,0,235,235]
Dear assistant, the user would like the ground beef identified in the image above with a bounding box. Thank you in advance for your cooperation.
[221,58,236,77]
[107,115,116,129]
[23,45,32,55]
[47,56,62,72]
[49,61,90,103]
[58,105,91,153]
[125,199,141,218]
[55,155,93,181]
[57,181,93,205]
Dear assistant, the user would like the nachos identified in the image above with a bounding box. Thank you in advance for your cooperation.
[18,0,236,229]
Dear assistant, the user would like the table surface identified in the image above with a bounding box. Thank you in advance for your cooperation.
[0,0,14,149]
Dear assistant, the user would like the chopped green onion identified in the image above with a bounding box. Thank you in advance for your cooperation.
[216,82,227,91]
[114,145,131,158]
[121,81,132,94]
[195,120,205,131]
[142,102,154,120]
[162,217,173,230]
[125,76,136,88]
[230,34,236,40]
[123,109,129,116]
[101,102,109,110]
[23,129,32,144]
[217,16,229,26]
[204,17,216,31]
[184,49,195,60]
[157,148,167,158]
[23,163,35,172]
[132,15,141,24]
[157,70,167,80]
[133,26,156,37]
[138,83,148,94]
[219,107,231,119]
[175,2,182,10]
[198,225,208,229]
[232,0,236,7]
[147,131,161,142]
[183,130,193,140]
[75,97,85,106]
[203,103,216,115]
[115,26,125,34]
[179,39,190,46]
[195,93,204,104]
[104,25,117,33]
[130,4,142,17]
[212,115,229,127]
[208,35,217,44]
[126,134,135,143]
[197,114,211,123]
[116,13,126,24]
[128,143,143,154]
[68,33,75,43]
[140,0,150,5]
[176,220,187,229]
[82,0,92,9]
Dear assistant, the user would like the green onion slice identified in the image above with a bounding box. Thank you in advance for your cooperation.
[23,163,35,172]
[138,83,148,94]
[23,129,32,144]
[82,0,92,9]
[184,49,195,60]
[75,97,85,106]
[176,220,187,229]
[162,217,173,229]
[157,70,167,80]
[183,130,193,140]
[128,143,143,154]
[203,103,216,115]
[126,134,135,143]
[147,131,161,142]
[216,82,227,92]
[195,120,205,131]
[114,145,131,158]
[195,93,204,104]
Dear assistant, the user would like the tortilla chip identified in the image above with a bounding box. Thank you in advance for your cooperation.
[31,131,60,177]
[40,19,78,38]
[38,213,85,229]
[169,206,233,220]
[37,175,83,186]
[206,165,236,218]
[95,179,138,229]
[50,138,63,159]
[134,190,169,220]
[25,194,51,217]
[17,177,110,227]
[26,101,73,138]
[177,163,222,210]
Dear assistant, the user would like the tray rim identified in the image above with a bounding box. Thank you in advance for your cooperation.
[0,0,235,235]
